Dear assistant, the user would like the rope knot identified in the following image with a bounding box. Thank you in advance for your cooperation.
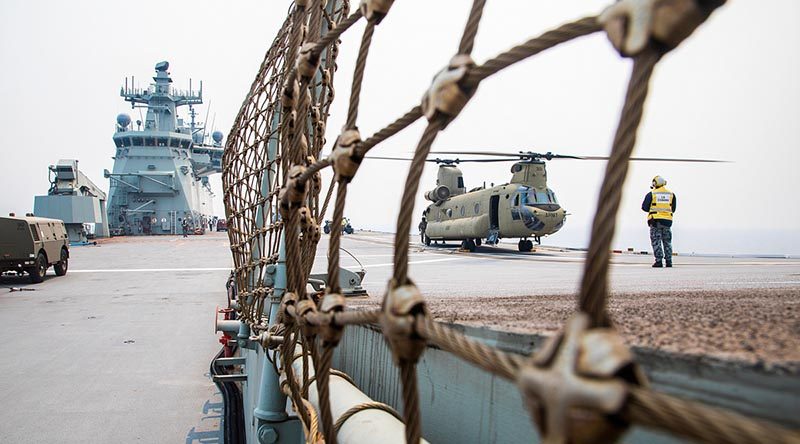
[279,165,308,218]
[281,292,300,325]
[299,207,321,243]
[359,0,395,23]
[599,0,725,56]
[381,281,428,364]
[421,54,477,128]
[298,206,314,229]
[330,129,363,183]
[319,292,346,346]
[297,42,321,80]
[306,155,323,190]
[282,79,300,110]
[296,299,319,335]
[517,313,644,444]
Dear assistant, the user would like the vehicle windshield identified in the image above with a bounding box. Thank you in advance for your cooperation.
[520,188,558,205]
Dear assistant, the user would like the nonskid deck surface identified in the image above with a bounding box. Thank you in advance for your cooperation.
[321,231,800,371]
[0,232,231,444]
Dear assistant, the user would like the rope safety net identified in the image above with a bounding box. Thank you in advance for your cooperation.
[222,0,800,443]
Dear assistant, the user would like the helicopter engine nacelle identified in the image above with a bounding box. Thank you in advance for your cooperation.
[425,185,451,202]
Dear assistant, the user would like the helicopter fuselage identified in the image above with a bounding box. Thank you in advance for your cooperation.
[423,182,565,242]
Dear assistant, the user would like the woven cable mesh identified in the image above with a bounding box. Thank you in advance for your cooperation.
[221,1,800,443]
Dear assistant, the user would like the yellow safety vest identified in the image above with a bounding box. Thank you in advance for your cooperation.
[648,186,674,221]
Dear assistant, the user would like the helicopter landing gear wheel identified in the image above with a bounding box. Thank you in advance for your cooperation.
[518,239,533,252]
[462,239,476,252]
[475,238,481,247]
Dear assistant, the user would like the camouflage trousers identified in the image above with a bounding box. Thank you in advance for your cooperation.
[649,223,673,262]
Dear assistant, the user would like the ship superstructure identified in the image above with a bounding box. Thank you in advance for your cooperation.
[106,61,223,235]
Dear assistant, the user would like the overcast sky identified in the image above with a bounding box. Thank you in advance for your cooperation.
[1,1,798,255]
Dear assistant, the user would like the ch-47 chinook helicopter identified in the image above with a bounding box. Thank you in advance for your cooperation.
[369,150,721,252]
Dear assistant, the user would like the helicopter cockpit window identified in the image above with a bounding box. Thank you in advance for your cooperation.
[514,194,520,206]
[474,203,480,214]
[457,177,464,189]
[522,189,558,205]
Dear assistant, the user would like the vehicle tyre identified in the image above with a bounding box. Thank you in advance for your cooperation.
[475,238,482,247]
[518,239,533,252]
[29,252,47,283]
[54,248,69,276]
[465,239,476,252]
[323,225,331,234]
[424,235,431,246]
[344,226,354,234]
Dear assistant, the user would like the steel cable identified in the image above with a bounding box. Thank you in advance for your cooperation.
[416,316,524,381]
[578,49,662,328]
[464,17,601,88]
[626,387,800,444]
[222,1,800,443]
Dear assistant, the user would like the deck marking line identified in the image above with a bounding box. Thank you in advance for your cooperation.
[349,257,466,269]
[69,267,231,273]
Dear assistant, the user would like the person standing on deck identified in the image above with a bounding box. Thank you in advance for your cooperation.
[642,175,676,268]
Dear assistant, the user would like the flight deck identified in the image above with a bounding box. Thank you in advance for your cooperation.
[0,232,797,442]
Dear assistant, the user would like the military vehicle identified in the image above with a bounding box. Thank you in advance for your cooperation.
[0,214,70,283]
[372,151,721,252]
[323,217,354,235]
[106,61,224,236]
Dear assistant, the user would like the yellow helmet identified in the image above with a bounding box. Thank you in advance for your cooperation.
[651,175,667,188]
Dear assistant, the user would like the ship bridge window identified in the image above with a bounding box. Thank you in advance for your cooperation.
[169,138,180,148]
[180,140,191,149]
[122,137,132,147]
[132,137,143,146]
[157,137,168,147]
[144,137,156,146]
[114,138,123,148]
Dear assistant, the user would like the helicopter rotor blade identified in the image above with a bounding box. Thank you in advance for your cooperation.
[429,150,581,160]
[429,150,525,157]
[579,156,729,163]
[364,156,521,163]
[363,156,414,161]
[428,151,727,163]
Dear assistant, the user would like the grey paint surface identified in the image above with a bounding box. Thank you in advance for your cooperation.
[0,233,230,443]
[333,324,800,444]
